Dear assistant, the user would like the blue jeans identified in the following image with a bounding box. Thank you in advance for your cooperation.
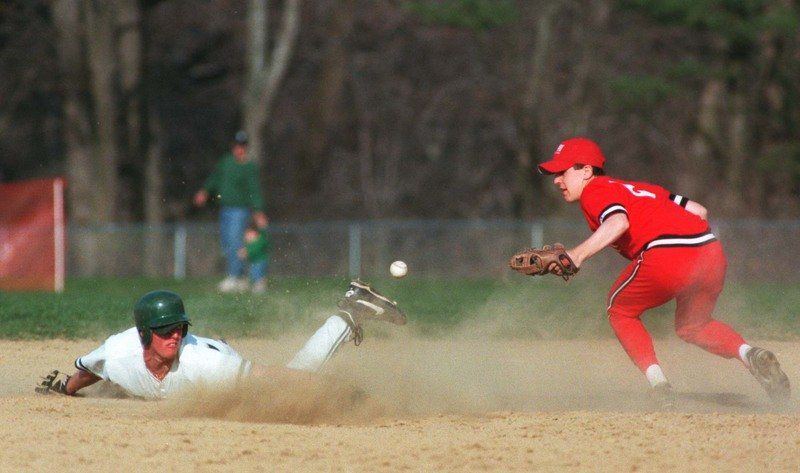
[219,206,250,278]
[249,259,269,282]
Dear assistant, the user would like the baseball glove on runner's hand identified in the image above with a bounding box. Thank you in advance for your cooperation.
[508,243,579,281]
[35,370,72,395]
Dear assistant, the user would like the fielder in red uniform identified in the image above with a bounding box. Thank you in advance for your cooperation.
[536,137,790,407]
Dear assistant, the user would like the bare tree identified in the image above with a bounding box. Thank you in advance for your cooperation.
[83,0,122,224]
[118,0,142,163]
[120,0,170,276]
[53,0,105,273]
[243,0,302,165]
[53,0,93,225]
[53,0,150,273]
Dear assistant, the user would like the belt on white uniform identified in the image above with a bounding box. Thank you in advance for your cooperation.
[643,231,717,251]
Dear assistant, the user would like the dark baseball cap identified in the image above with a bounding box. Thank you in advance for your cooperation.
[537,137,605,174]
[234,130,249,145]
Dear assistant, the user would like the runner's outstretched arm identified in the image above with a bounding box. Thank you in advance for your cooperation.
[64,369,101,395]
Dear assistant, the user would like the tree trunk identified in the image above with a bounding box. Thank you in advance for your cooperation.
[567,0,610,134]
[243,0,301,166]
[684,80,723,207]
[296,0,354,192]
[54,0,132,275]
[724,91,748,215]
[351,60,378,217]
[144,108,167,276]
[140,3,167,276]
[53,0,94,226]
[117,0,144,222]
[511,1,561,219]
[83,0,121,224]
[53,0,103,275]
[117,0,142,158]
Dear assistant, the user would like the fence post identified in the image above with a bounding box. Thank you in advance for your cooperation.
[348,223,361,279]
[530,222,544,248]
[174,224,187,280]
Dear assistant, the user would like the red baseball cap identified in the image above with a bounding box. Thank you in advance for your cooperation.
[537,137,605,174]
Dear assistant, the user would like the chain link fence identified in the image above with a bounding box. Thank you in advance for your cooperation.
[66,219,800,282]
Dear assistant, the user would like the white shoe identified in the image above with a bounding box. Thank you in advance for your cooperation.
[235,278,250,293]
[217,276,239,293]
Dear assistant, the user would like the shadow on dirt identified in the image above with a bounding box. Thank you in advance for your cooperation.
[677,391,756,409]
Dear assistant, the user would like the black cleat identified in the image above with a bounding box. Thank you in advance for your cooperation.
[746,347,791,404]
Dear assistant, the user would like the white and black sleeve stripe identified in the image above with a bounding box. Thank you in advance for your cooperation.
[599,203,627,224]
[74,357,90,372]
[74,357,104,379]
[669,193,688,207]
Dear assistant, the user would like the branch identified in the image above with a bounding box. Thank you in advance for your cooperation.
[254,0,301,113]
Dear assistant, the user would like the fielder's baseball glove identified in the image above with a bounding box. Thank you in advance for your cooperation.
[35,369,72,396]
[508,243,579,281]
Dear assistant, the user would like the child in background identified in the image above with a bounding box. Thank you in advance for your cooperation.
[237,224,271,293]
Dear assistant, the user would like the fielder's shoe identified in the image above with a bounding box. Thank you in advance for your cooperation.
[217,276,239,293]
[235,277,250,293]
[650,382,676,410]
[746,347,791,403]
[337,280,406,345]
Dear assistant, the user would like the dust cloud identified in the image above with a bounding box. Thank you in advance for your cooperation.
[158,319,797,425]
[166,372,387,425]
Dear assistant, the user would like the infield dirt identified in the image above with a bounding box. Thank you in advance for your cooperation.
[2,334,798,471]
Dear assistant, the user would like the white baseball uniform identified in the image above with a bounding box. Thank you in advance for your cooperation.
[75,315,352,399]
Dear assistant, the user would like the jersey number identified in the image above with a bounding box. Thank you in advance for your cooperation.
[622,184,656,199]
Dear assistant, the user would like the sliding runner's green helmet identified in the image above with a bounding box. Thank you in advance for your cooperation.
[134,290,191,346]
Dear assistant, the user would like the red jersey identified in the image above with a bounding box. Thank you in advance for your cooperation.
[579,176,714,260]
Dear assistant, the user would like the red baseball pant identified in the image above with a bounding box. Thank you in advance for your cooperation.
[606,241,746,372]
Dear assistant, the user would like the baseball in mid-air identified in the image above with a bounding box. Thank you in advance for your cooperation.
[389,260,408,278]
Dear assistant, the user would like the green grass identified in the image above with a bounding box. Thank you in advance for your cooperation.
[0,277,798,340]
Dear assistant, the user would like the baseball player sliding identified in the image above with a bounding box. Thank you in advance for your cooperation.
[510,137,790,408]
[35,281,405,399]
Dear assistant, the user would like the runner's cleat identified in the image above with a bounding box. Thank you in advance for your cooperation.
[338,280,406,326]
[337,280,406,345]
[746,347,791,404]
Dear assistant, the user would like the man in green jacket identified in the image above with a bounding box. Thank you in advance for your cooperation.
[194,131,268,293]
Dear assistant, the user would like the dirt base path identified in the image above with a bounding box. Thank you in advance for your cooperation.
[2,337,798,471]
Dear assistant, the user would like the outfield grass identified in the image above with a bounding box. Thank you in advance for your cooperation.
[0,277,798,340]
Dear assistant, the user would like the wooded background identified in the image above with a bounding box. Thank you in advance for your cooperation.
[2,0,799,225]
